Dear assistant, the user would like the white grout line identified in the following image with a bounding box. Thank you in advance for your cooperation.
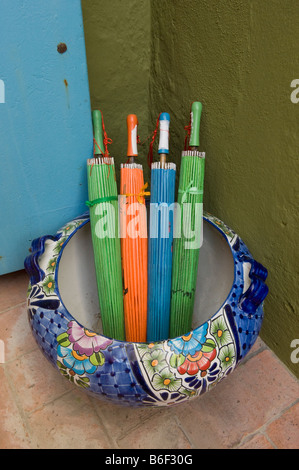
[234,397,299,449]
[0,301,27,315]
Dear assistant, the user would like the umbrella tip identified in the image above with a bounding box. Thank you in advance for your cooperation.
[158,112,170,164]
[127,114,138,160]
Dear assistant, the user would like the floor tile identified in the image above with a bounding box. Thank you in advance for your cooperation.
[265,402,299,449]
[0,366,31,449]
[27,391,112,449]
[117,410,192,449]
[0,270,29,312]
[237,433,275,449]
[0,303,36,363]
[6,349,73,414]
[174,350,299,449]
[90,397,161,441]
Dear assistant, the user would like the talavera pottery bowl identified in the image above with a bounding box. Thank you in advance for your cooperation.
[24,211,268,407]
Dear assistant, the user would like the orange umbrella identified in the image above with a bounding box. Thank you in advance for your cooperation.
[120,114,149,342]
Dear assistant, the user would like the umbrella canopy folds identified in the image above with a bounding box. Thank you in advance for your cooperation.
[147,112,176,342]
[120,114,148,342]
[169,102,205,338]
[86,110,125,340]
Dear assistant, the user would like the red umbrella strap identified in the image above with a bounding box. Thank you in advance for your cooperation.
[91,109,114,178]
[184,121,191,150]
[93,109,113,157]
[89,150,113,179]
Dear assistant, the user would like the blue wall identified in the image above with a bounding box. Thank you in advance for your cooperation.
[0,1,92,274]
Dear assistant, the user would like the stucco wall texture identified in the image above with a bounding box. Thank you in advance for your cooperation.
[82,0,298,378]
[81,0,152,183]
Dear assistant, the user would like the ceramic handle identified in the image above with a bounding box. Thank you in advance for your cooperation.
[92,110,105,155]
[189,101,202,148]
[127,114,138,157]
[24,235,58,285]
[239,256,269,314]
[158,112,170,154]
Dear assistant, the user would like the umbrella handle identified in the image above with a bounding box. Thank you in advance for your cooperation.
[127,114,138,158]
[24,234,60,285]
[158,112,170,157]
[92,110,105,156]
[189,101,202,148]
[238,255,269,314]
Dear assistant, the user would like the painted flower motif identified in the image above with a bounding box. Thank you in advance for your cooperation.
[56,361,90,388]
[142,349,168,376]
[67,321,113,356]
[57,343,98,375]
[177,346,217,376]
[152,370,182,393]
[168,323,208,356]
[27,284,60,319]
[218,343,235,371]
[42,275,55,295]
[47,257,58,273]
[210,316,232,347]
[53,236,68,254]
[213,219,235,239]
[60,223,76,236]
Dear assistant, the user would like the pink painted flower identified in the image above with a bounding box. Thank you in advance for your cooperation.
[67,321,113,357]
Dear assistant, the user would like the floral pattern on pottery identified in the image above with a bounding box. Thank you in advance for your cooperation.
[24,211,268,407]
[134,311,236,406]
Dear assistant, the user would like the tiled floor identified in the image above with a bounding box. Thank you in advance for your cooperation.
[0,269,298,450]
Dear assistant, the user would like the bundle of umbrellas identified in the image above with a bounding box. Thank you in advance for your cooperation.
[86,102,205,343]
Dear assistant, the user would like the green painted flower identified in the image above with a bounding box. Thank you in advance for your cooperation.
[42,275,55,295]
[213,219,234,239]
[211,316,232,347]
[53,237,68,254]
[137,342,164,354]
[47,257,58,273]
[60,223,76,236]
[56,361,90,388]
[142,349,168,376]
[219,343,235,371]
[152,370,182,393]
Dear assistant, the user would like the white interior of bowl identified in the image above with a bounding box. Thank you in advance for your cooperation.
[57,219,235,338]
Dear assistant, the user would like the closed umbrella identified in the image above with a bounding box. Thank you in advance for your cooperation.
[86,110,125,340]
[147,112,176,342]
[169,102,205,337]
[120,114,149,342]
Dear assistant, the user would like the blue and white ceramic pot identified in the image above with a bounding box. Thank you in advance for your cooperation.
[24,211,268,407]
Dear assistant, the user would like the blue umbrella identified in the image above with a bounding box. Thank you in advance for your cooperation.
[147,112,176,342]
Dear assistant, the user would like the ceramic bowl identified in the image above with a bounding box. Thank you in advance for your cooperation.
[24,211,268,406]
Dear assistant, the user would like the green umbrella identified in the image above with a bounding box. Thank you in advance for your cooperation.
[169,102,205,337]
[86,110,125,340]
